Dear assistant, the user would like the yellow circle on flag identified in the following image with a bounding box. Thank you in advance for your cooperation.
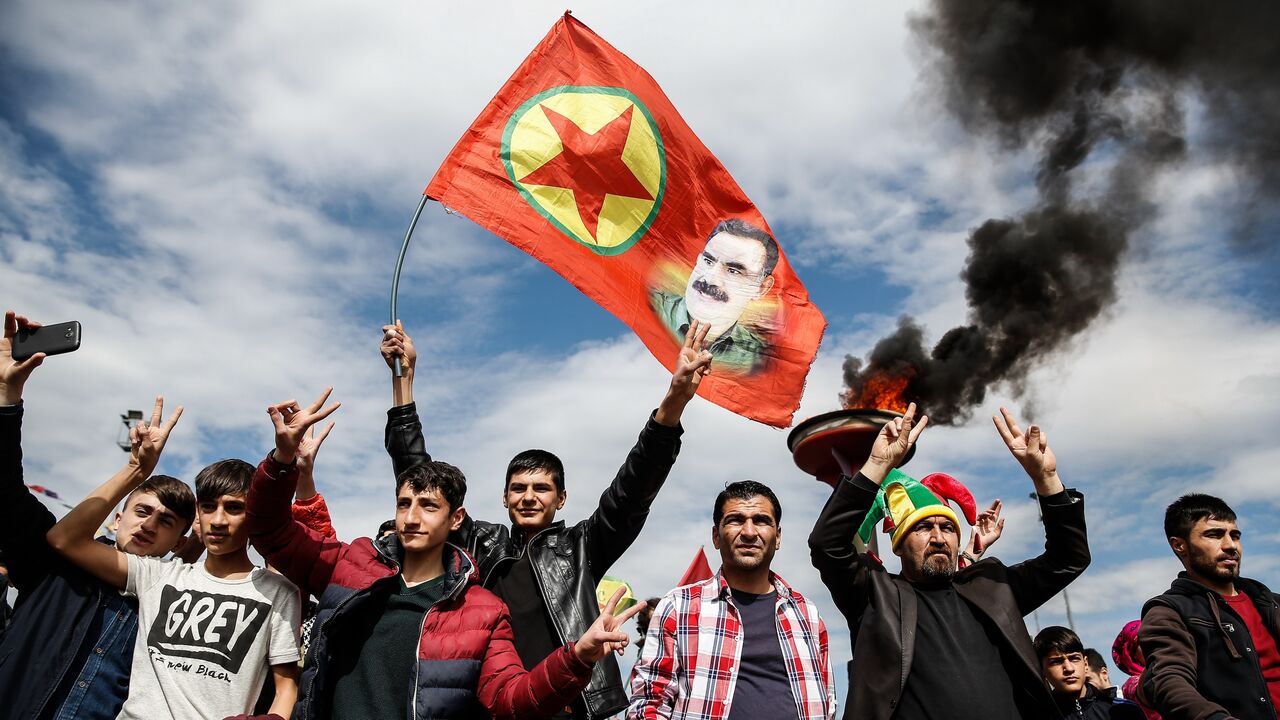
[596,576,638,613]
[502,86,666,255]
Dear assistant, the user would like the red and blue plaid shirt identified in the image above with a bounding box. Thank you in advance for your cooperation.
[627,570,836,720]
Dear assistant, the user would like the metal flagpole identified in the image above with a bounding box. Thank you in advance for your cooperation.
[389,195,430,377]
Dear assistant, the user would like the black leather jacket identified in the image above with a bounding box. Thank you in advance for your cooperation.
[385,402,682,719]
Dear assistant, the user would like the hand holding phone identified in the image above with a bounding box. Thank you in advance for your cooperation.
[2,311,57,405]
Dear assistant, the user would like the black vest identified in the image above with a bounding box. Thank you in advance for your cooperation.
[1142,575,1280,720]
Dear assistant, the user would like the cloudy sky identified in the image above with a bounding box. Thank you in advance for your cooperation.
[4,0,1279,697]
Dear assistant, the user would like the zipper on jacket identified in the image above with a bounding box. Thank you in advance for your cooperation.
[523,527,569,647]
[302,552,402,719]
[409,559,473,720]
[411,604,430,719]
[1217,589,1280,719]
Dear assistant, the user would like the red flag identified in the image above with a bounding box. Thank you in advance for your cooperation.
[677,547,714,587]
[426,13,826,427]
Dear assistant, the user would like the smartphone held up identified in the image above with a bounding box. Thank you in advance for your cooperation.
[12,321,81,361]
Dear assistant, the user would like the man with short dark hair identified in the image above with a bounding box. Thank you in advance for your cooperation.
[627,480,836,719]
[48,399,303,720]
[650,217,779,374]
[381,319,711,720]
[1035,626,1143,719]
[1083,648,1114,695]
[808,405,1091,720]
[247,387,643,720]
[1139,493,1280,720]
[0,311,198,720]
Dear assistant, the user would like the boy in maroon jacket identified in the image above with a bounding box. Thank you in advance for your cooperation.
[247,387,641,720]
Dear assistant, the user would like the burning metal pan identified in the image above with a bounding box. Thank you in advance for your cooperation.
[787,408,917,487]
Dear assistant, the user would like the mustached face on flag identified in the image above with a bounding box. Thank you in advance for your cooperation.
[426,13,826,427]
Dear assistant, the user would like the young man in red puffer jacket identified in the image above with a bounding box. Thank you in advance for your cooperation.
[247,387,642,720]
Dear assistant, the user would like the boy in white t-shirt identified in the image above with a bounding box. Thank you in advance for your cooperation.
[48,398,301,720]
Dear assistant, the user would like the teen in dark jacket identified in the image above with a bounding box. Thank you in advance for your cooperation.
[379,320,711,719]
[0,312,196,720]
[1035,625,1144,720]
[248,387,643,720]
[1139,494,1280,720]
[808,405,1091,720]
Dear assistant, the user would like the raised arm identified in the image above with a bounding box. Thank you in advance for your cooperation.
[808,403,928,621]
[992,407,1090,614]
[46,396,183,589]
[584,322,709,574]
[292,421,338,538]
[382,322,432,478]
[0,310,60,591]
[382,319,415,407]
[653,320,713,427]
[247,387,345,598]
[0,310,45,406]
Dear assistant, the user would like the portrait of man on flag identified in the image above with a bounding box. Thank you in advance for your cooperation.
[649,217,782,376]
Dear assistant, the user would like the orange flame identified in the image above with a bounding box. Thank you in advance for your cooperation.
[844,371,912,413]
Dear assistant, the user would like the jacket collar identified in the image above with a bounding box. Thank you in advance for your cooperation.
[372,531,478,601]
[1053,684,1098,715]
[438,543,479,601]
[508,520,566,551]
[1168,571,1274,603]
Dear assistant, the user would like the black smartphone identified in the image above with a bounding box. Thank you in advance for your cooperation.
[12,321,81,361]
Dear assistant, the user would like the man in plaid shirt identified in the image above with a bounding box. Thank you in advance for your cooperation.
[627,481,837,720]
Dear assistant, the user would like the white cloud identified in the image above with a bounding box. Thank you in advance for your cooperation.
[3,0,1280,694]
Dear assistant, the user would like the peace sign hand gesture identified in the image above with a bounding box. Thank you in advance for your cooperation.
[268,387,341,465]
[862,402,928,486]
[129,396,184,476]
[655,320,714,426]
[992,407,1064,495]
[574,586,647,664]
[296,421,335,478]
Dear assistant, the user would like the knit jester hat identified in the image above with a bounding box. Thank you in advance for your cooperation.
[856,468,978,551]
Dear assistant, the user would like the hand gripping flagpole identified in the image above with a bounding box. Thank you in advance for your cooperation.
[389,194,431,377]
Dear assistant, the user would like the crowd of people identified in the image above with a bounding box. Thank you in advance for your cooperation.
[0,306,1275,720]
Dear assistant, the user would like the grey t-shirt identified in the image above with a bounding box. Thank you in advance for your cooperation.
[120,556,301,720]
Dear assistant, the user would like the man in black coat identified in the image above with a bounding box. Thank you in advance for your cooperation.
[808,404,1091,720]
[379,319,712,720]
[0,310,196,720]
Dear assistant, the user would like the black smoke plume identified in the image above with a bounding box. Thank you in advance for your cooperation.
[844,0,1280,424]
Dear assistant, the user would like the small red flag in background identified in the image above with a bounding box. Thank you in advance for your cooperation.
[677,547,714,587]
[426,13,826,427]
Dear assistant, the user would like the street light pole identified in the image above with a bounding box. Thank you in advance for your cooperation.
[116,410,143,452]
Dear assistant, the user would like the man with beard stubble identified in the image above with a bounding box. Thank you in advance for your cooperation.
[808,404,1091,720]
[627,481,836,719]
[1139,494,1280,720]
